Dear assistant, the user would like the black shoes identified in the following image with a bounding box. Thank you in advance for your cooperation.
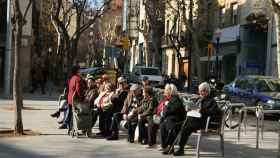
[162,147,174,155]
[107,135,119,140]
[51,111,60,118]
[173,148,185,156]
[58,124,67,129]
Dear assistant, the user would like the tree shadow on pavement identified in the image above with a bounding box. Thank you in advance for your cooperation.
[0,142,56,158]
[183,134,278,158]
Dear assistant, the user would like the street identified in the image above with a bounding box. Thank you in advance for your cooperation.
[0,95,279,158]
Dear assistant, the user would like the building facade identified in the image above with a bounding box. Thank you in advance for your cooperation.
[0,0,33,96]
[208,0,279,83]
[161,0,280,84]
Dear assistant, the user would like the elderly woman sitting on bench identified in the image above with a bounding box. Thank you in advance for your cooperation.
[173,82,221,156]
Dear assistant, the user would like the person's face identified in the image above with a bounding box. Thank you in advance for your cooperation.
[87,79,94,88]
[164,89,171,97]
[118,82,124,89]
[132,88,141,97]
[142,80,149,86]
[95,80,101,87]
[143,90,148,98]
[199,88,209,98]
[105,85,111,92]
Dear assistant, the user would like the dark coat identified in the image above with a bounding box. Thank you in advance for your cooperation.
[196,96,222,128]
[162,95,186,123]
[138,96,158,121]
[85,87,99,107]
[111,90,128,113]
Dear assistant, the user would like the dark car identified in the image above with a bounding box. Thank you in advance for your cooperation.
[80,67,119,85]
[223,75,280,110]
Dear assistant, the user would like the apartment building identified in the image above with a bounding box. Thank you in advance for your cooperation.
[0,0,33,96]
[160,0,279,84]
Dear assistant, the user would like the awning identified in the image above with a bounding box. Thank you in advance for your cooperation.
[212,25,240,43]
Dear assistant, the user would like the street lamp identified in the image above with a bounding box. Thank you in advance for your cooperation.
[214,28,222,80]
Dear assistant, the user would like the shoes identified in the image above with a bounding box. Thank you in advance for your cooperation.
[145,144,158,149]
[128,137,134,143]
[57,120,63,124]
[173,148,185,156]
[106,135,119,140]
[140,140,148,145]
[162,147,174,155]
[51,111,60,118]
[96,132,105,136]
[58,124,67,129]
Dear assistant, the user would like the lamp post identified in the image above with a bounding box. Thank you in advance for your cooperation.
[214,28,221,80]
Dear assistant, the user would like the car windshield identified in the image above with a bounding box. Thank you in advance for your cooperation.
[266,79,280,92]
[255,79,272,92]
[141,68,160,75]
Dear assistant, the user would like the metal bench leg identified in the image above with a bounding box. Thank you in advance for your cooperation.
[220,134,224,156]
[256,117,260,149]
[261,114,264,140]
[196,134,202,158]
[238,111,243,141]
[244,110,247,135]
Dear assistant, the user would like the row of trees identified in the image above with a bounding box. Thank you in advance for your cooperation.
[11,0,113,135]
[139,0,213,83]
[141,0,280,83]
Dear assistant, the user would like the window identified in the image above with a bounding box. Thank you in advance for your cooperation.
[142,0,145,5]
[231,2,238,25]
[219,6,225,27]
[256,80,271,92]
[141,20,144,29]
[166,20,170,34]
[141,68,160,75]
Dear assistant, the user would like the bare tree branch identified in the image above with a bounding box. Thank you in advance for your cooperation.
[23,0,33,20]
[271,0,280,13]
[73,0,112,37]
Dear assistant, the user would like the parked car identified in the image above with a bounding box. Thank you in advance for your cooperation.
[80,67,119,85]
[130,66,164,87]
[223,75,280,110]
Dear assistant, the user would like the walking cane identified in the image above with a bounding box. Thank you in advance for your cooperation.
[168,117,188,154]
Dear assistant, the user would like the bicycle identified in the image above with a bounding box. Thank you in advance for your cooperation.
[216,99,245,129]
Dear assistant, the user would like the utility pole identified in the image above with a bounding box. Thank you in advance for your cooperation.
[4,0,12,97]
[187,0,193,92]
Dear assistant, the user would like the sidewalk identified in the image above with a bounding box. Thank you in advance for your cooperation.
[0,97,279,158]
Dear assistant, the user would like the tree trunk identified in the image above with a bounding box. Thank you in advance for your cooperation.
[13,21,24,135]
[65,38,78,74]
[144,39,149,67]
[192,33,202,82]
[276,13,280,77]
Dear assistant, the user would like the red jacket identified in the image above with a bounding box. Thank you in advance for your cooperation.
[67,74,86,106]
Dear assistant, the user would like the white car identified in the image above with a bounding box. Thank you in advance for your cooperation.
[131,66,164,87]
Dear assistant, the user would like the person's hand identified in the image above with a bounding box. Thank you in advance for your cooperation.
[123,114,128,120]
[132,108,137,113]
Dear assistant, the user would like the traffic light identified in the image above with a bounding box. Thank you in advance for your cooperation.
[207,43,213,57]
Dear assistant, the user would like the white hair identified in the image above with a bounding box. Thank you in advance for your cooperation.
[164,83,178,95]
[198,82,211,93]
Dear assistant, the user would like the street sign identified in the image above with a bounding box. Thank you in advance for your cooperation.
[207,43,213,57]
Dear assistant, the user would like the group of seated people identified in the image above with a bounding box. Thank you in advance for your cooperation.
[51,65,222,156]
